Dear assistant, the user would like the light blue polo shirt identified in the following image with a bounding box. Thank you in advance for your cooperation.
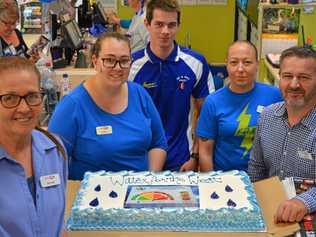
[0,130,67,237]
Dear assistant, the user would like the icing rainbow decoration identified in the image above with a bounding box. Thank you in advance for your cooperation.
[131,191,174,202]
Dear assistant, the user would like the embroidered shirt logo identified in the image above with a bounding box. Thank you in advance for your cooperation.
[142,82,157,89]
[176,75,190,90]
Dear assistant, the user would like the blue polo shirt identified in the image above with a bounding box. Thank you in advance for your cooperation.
[129,42,214,170]
[0,130,67,237]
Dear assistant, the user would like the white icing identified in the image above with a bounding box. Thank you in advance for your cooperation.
[78,171,252,211]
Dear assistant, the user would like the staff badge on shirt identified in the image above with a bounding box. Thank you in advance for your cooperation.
[256,105,265,113]
[40,173,61,188]
[96,126,113,135]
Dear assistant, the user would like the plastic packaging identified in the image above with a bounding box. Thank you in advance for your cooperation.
[61,73,70,96]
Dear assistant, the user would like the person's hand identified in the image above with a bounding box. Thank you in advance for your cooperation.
[274,198,308,223]
[106,10,120,25]
[179,159,198,172]
[28,51,40,63]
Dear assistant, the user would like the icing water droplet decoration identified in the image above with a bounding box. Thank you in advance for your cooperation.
[227,199,237,207]
[225,185,233,192]
[89,198,99,207]
[109,190,118,198]
[210,192,219,199]
[94,185,101,192]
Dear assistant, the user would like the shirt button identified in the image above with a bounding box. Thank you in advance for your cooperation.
[287,132,291,135]
[283,151,287,156]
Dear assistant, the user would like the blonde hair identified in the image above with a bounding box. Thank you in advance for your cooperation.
[0,0,19,23]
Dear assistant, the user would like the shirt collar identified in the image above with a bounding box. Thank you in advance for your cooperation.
[0,129,57,161]
[274,102,316,129]
[145,41,180,64]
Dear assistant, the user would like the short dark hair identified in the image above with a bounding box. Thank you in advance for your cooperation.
[227,40,258,61]
[146,0,181,25]
[280,46,316,69]
[92,32,131,57]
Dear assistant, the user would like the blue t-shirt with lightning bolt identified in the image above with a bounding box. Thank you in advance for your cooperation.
[196,82,283,171]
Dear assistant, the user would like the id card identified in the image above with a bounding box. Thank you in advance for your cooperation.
[40,173,61,188]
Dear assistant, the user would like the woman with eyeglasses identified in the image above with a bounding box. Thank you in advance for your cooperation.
[0,0,29,59]
[48,32,167,180]
[0,57,67,237]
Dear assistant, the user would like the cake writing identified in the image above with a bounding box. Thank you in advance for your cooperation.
[109,174,223,186]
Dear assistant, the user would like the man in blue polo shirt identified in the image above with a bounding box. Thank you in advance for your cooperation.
[129,0,214,171]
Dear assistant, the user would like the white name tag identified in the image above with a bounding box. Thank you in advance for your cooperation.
[297,150,313,161]
[96,126,112,135]
[256,105,265,113]
[40,173,61,188]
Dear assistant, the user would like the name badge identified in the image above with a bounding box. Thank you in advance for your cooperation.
[297,150,313,161]
[96,126,112,135]
[256,105,265,113]
[40,173,61,188]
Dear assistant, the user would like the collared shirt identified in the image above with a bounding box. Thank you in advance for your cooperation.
[129,42,214,170]
[248,102,316,213]
[0,130,67,237]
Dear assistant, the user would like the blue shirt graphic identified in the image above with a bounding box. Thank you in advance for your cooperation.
[0,130,67,237]
[48,82,167,180]
[196,82,283,171]
[129,42,214,170]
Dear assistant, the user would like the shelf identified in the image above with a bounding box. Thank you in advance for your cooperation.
[23,25,41,28]
[259,2,316,9]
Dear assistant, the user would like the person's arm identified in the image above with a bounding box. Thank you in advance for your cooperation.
[198,138,215,172]
[141,87,167,172]
[148,148,166,172]
[180,98,204,172]
[275,187,316,223]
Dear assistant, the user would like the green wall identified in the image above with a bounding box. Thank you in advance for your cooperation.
[299,9,316,45]
[117,0,236,64]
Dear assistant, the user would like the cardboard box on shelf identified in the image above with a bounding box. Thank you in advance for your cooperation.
[65,177,300,237]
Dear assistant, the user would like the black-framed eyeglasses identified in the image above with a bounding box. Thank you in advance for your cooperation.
[0,92,43,109]
[101,57,131,69]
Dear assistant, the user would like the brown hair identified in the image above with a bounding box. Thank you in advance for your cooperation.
[280,46,316,70]
[35,126,67,160]
[146,0,181,25]
[0,57,41,86]
[92,32,131,58]
[0,0,19,23]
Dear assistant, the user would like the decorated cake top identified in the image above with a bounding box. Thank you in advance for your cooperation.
[74,170,260,212]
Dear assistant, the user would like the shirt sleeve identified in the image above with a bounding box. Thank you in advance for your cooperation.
[195,95,217,140]
[192,56,214,98]
[248,112,269,182]
[295,187,316,213]
[48,95,79,160]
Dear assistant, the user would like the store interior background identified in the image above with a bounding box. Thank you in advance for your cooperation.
[21,0,316,83]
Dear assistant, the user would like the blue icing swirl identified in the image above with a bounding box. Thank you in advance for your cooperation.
[109,190,118,198]
[89,198,99,207]
[225,185,233,192]
[94,185,101,192]
[227,199,237,207]
[210,192,219,199]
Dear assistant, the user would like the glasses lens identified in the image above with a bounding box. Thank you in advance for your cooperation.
[103,58,116,68]
[120,59,131,68]
[26,92,43,106]
[1,94,20,108]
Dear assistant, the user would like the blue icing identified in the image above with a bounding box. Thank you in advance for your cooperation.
[89,198,99,207]
[109,190,118,198]
[225,185,233,192]
[94,185,101,192]
[210,192,219,199]
[227,199,237,207]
